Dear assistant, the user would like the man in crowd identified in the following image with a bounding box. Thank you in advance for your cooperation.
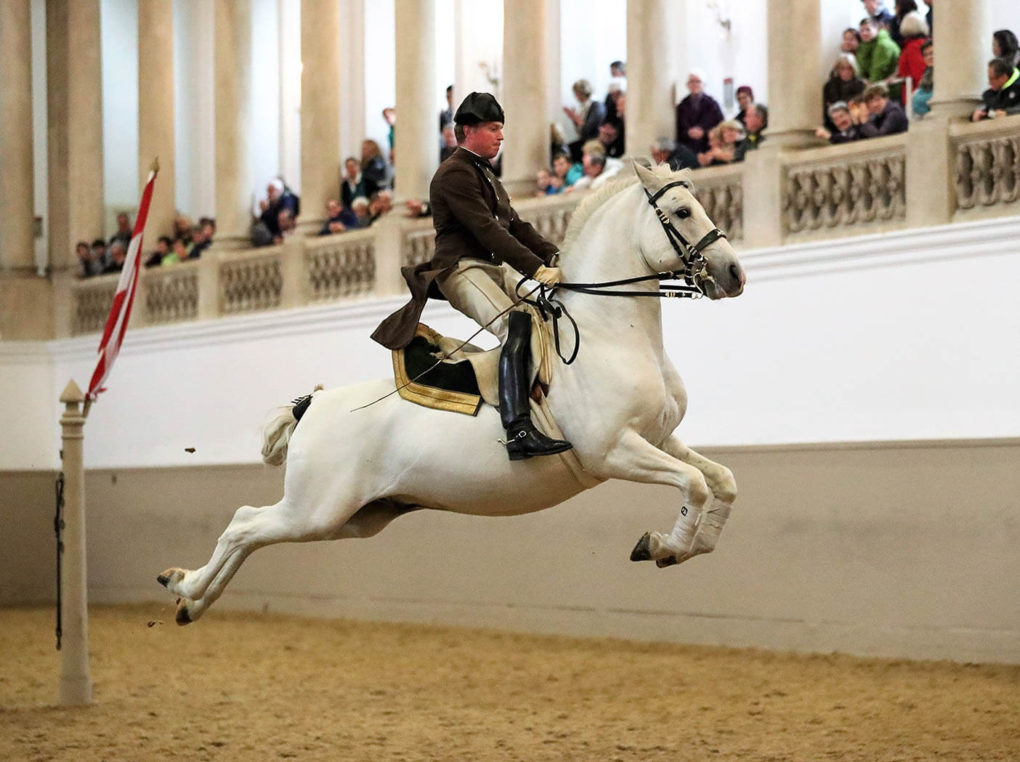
[858,83,908,137]
[651,138,698,171]
[735,104,767,160]
[675,69,723,155]
[91,239,109,270]
[104,241,127,274]
[815,102,862,144]
[972,58,1020,121]
[597,119,625,158]
[109,212,133,250]
[371,92,571,461]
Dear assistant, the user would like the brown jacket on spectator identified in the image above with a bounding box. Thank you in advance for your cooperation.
[371,147,557,350]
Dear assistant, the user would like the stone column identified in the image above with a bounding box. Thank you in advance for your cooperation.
[502,0,551,195]
[762,0,819,147]
[138,0,177,240]
[394,0,437,201]
[214,0,253,245]
[338,0,366,160]
[626,0,674,159]
[0,0,35,272]
[301,0,341,226]
[47,0,104,272]
[928,0,989,118]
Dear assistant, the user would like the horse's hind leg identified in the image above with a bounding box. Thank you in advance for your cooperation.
[159,495,362,624]
[663,439,737,554]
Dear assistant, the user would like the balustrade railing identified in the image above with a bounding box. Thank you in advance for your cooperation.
[62,118,1020,337]
[782,134,907,239]
[952,118,1020,218]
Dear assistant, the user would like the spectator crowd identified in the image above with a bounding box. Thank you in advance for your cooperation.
[77,1,1019,276]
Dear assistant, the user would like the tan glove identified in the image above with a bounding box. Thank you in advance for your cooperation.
[534,265,563,286]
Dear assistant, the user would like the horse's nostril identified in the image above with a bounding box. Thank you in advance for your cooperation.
[729,263,743,284]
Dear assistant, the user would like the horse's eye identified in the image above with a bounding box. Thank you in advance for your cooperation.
[676,208,691,219]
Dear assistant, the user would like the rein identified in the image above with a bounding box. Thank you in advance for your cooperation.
[523,179,729,364]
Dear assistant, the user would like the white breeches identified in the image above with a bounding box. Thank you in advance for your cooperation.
[437,259,520,342]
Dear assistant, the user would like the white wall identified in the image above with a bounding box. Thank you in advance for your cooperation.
[100,0,139,225]
[4,216,1019,472]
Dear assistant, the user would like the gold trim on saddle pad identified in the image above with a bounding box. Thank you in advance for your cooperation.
[392,325,484,416]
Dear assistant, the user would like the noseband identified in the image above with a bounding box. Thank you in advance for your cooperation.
[644,180,728,293]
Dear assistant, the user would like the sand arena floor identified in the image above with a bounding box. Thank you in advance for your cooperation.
[1,605,1017,761]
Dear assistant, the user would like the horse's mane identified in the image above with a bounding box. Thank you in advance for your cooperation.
[560,164,695,255]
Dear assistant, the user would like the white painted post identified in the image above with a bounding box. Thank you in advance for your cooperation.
[58,380,92,706]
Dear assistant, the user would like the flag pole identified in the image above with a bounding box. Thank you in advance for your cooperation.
[58,379,92,706]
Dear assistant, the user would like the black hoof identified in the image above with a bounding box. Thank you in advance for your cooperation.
[157,573,170,588]
[630,532,652,562]
[656,555,680,568]
[176,606,192,626]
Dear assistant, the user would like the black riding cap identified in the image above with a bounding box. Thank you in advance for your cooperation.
[454,92,505,125]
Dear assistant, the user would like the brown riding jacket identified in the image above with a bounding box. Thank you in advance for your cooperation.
[370,147,558,350]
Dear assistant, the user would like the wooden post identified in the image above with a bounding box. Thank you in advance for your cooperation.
[58,380,92,706]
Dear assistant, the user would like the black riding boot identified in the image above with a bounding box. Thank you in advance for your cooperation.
[499,311,573,461]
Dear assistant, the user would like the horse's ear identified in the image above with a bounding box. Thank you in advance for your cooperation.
[634,162,663,193]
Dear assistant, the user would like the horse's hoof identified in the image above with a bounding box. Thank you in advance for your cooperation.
[630,532,652,562]
[175,604,192,626]
[656,555,680,568]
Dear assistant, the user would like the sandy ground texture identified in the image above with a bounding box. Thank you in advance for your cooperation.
[1,605,1017,762]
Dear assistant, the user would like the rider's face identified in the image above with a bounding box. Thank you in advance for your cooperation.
[464,121,504,159]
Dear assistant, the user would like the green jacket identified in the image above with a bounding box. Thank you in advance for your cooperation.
[857,29,900,83]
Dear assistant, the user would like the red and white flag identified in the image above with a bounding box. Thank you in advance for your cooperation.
[87,164,159,401]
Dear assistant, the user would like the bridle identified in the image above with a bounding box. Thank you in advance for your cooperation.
[523,179,730,363]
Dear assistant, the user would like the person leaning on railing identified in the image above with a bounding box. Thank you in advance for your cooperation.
[858,83,908,137]
[815,102,864,145]
[972,57,1020,122]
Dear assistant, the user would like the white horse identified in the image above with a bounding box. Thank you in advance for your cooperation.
[158,163,746,624]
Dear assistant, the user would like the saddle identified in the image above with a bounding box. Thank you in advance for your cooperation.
[392,309,554,416]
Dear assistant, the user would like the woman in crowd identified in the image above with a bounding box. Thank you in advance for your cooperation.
[822,53,866,131]
[992,30,1020,67]
[896,11,930,103]
[889,0,918,47]
[698,120,743,167]
[563,79,606,163]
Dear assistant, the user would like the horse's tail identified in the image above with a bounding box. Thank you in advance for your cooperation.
[261,391,317,466]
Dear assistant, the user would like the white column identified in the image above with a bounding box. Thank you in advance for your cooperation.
[626,0,674,159]
[0,0,35,271]
[928,0,990,118]
[214,0,253,244]
[300,0,341,225]
[502,0,551,193]
[46,0,104,272]
[59,380,92,706]
[763,0,819,147]
[138,0,177,240]
[338,0,366,160]
[394,0,437,201]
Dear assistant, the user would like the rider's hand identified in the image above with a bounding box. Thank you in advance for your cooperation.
[534,266,563,286]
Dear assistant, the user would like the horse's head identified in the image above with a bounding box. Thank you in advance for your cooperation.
[633,163,745,299]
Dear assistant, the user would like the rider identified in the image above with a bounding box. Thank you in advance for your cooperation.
[371,92,573,461]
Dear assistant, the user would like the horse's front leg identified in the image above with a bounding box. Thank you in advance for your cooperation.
[662,437,737,555]
[595,430,711,567]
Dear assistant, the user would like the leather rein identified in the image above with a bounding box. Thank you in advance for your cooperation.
[520,180,728,364]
